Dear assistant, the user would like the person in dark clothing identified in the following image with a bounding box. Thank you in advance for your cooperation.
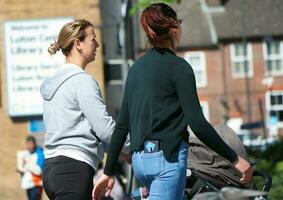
[93,3,252,200]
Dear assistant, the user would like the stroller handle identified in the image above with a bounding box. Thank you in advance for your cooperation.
[252,170,272,192]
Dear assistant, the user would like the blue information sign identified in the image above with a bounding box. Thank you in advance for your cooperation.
[28,119,46,133]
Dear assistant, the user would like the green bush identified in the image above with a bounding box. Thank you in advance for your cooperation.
[274,161,283,174]
[247,140,283,200]
[269,173,283,200]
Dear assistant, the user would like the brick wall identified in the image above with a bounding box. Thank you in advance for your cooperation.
[0,1,104,199]
[179,48,227,125]
[179,41,283,135]
[224,42,275,124]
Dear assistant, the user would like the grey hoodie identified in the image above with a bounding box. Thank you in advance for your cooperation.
[40,63,115,170]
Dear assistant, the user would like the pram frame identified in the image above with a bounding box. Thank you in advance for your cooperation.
[186,124,272,200]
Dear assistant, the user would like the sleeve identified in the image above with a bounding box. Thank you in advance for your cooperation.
[76,75,116,144]
[102,133,130,153]
[36,147,44,170]
[27,148,44,175]
[103,79,130,176]
[172,62,238,163]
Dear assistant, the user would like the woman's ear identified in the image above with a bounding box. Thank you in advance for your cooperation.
[169,27,179,42]
[73,38,82,51]
[170,26,181,44]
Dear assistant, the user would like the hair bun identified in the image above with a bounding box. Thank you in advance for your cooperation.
[48,42,60,55]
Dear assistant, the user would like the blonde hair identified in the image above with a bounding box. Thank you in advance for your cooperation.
[48,19,93,56]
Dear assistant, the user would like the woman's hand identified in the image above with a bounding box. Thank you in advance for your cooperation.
[92,174,115,200]
[233,155,253,184]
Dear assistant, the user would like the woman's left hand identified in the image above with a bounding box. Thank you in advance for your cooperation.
[92,174,115,200]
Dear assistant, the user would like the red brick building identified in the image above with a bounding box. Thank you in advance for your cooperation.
[0,1,104,199]
[137,0,283,136]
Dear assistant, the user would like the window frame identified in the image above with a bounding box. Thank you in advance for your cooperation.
[105,59,133,85]
[263,40,283,76]
[184,51,207,88]
[230,43,253,79]
[265,90,283,128]
[200,101,210,121]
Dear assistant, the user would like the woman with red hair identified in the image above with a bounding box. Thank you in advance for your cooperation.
[93,3,252,200]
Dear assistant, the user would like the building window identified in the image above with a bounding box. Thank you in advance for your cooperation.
[184,52,207,88]
[104,59,133,119]
[263,40,283,76]
[200,101,209,121]
[266,91,283,128]
[230,43,253,78]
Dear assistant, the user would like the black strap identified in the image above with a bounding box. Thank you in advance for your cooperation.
[127,167,134,195]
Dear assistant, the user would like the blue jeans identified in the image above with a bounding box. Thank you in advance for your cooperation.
[132,141,188,200]
[26,186,42,200]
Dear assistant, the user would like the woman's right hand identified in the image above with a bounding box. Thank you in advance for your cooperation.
[233,155,253,184]
[92,174,115,200]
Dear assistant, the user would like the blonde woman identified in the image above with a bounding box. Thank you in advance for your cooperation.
[41,19,117,200]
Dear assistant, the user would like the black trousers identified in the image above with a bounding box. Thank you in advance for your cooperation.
[43,156,95,200]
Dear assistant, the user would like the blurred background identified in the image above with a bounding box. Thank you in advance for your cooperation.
[0,0,282,199]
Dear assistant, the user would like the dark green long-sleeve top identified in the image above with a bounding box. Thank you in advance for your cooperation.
[104,48,237,176]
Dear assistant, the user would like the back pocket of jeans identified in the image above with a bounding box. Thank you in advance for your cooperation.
[141,151,165,177]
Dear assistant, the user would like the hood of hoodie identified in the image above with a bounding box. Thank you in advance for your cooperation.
[40,64,85,101]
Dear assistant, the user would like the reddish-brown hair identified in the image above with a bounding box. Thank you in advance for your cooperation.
[140,3,179,45]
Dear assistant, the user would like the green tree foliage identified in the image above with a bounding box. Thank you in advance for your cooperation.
[248,140,283,199]
[269,163,283,200]
[130,0,178,15]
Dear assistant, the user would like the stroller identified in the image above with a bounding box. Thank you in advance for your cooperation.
[186,124,272,200]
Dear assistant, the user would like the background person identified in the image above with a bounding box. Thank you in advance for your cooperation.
[17,136,44,200]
